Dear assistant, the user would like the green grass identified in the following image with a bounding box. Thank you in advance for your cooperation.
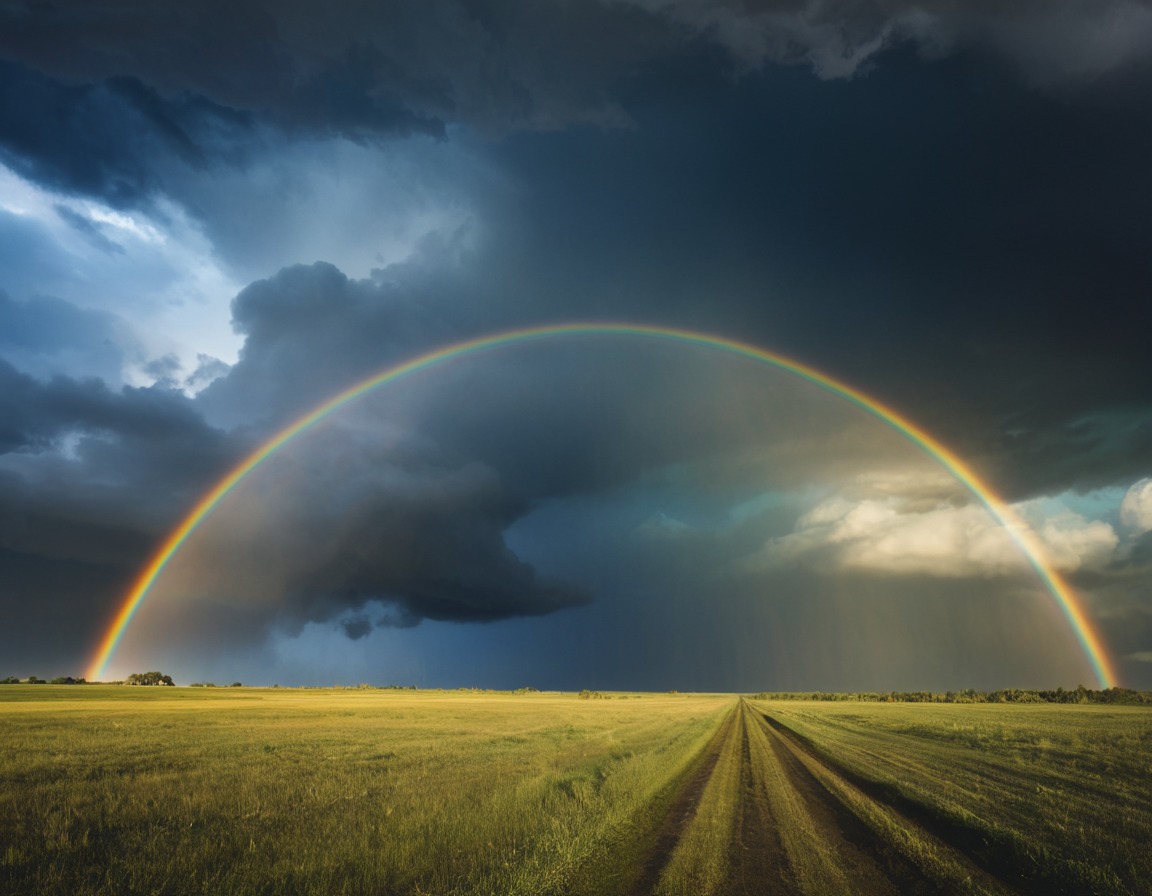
[752,700,1152,895]
[0,686,729,896]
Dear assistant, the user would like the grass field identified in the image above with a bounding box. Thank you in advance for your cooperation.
[1,687,1149,895]
[752,700,1152,895]
[0,687,728,895]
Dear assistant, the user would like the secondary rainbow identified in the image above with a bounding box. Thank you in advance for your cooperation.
[87,323,1119,687]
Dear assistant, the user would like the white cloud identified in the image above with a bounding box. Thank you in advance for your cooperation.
[1120,478,1152,534]
[757,493,1026,577]
[0,163,242,388]
[1036,511,1119,571]
[749,472,1119,578]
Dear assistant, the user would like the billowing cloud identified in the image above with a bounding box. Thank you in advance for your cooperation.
[0,165,243,381]
[130,421,589,659]
[1036,511,1120,571]
[196,248,479,429]
[748,473,1119,578]
[755,493,1028,577]
[1120,478,1152,534]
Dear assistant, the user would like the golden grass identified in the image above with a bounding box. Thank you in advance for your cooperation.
[5,688,1148,895]
[753,700,1152,895]
[0,686,730,896]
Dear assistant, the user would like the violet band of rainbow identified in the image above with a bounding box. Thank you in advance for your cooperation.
[86,323,1118,687]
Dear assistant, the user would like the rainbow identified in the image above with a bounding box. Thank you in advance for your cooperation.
[86,323,1118,687]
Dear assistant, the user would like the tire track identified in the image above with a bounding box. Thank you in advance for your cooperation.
[627,704,739,896]
[756,708,1017,895]
[747,705,936,895]
[725,705,793,895]
[634,699,1015,894]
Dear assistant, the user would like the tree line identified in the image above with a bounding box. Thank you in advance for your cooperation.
[0,671,177,686]
[1,676,87,684]
[751,686,1152,705]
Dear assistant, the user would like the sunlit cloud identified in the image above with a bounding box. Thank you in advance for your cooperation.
[746,472,1121,579]
[1035,511,1119,571]
[1120,478,1152,534]
[0,163,242,388]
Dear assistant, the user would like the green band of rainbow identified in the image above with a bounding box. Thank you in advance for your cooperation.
[87,323,1118,687]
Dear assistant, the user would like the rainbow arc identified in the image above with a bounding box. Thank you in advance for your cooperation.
[86,323,1118,687]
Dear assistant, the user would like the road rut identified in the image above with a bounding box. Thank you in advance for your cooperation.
[635,699,1015,895]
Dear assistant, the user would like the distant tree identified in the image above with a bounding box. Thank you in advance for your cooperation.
[126,671,175,686]
[26,676,45,684]
[230,682,242,687]
[1,676,19,684]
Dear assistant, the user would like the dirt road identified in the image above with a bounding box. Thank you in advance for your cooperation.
[634,699,1015,895]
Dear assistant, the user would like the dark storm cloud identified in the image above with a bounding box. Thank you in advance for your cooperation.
[5,0,1147,211]
[0,59,251,206]
[0,0,670,134]
[0,291,128,381]
[340,615,374,640]
[0,362,198,456]
[0,315,589,669]
[0,256,601,670]
[278,448,589,628]
[195,251,903,505]
[3,0,1148,134]
[0,0,672,208]
[194,247,612,628]
[0,355,238,675]
[144,423,590,655]
[0,357,235,532]
[634,0,1152,82]
[473,40,1152,503]
[0,543,128,680]
[197,246,480,428]
[194,52,1152,510]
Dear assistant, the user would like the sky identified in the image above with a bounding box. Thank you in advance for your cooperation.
[1,0,1150,691]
